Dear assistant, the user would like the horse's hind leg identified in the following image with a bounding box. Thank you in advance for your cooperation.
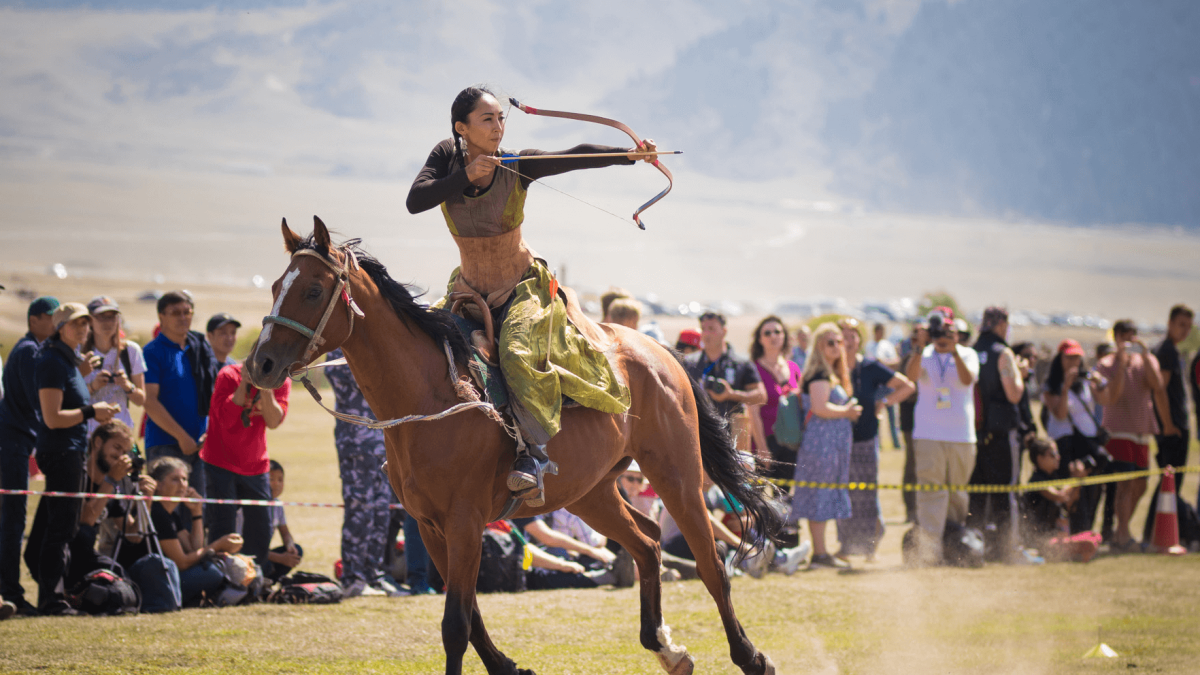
[421,522,533,675]
[568,484,694,674]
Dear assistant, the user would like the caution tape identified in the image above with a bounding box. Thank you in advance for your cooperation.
[764,465,1200,494]
[0,488,403,510]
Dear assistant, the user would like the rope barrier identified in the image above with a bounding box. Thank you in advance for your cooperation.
[3,466,1195,506]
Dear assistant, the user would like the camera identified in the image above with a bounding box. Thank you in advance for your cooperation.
[1082,446,1112,474]
[97,444,145,481]
[703,376,726,394]
[927,312,950,339]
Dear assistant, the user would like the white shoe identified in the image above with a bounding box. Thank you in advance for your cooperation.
[740,542,775,579]
[343,579,386,598]
[773,541,812,576]
[375,578,406,597]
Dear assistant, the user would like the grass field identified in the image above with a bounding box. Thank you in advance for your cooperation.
[2,393,1199,674]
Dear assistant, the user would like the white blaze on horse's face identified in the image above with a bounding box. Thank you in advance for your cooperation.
[258,267,301,346]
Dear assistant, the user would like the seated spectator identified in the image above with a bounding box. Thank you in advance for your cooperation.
[513,513,617,571]
[617,461,660,522]
[509,516,633,589]
[108,457,242,606]
[265,460,303,581]
[1021,438,1098,563]
[205,313,242,367]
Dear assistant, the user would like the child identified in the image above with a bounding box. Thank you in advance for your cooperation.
[266,460,303,580]
[1022,437,1099,562]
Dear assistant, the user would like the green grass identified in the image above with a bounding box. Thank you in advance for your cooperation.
[3,395,1199,673]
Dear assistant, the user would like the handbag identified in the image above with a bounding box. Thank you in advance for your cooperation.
[772,392,806,450]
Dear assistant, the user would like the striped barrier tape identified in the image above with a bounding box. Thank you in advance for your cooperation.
[2,466,1196,506]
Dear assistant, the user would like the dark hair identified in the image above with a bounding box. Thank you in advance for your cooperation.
[157,290,193,316]
[269,459,284,474]
[1011,341,1035,358]
[750,315,789,361]
[89,419,134,452]
[1028,436,1055,463]
[450,85,497,167]
[1112,319,1136,336]
[1169,304,1194,322]
[698,311,726,327]
[1045,352,1087,396]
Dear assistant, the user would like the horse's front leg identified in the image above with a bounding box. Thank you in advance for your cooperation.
[438,517,486,675]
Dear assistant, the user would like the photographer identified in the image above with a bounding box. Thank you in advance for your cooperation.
[905,307,979,567]
[683,311,766,420]
[966,307,1035,564]
[1042,339,1108,533]
[82,296,146,433]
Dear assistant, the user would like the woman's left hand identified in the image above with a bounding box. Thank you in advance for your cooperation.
[185,487,203,516]
[628,139,658,163]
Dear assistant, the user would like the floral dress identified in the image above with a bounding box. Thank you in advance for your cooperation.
[789,375,853,522]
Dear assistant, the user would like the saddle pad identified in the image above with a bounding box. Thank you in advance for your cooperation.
[448,312,508,408]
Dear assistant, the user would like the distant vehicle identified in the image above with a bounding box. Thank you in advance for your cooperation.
[137,290,164,302]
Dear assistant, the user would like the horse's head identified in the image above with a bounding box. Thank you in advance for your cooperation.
[245,216,362,390]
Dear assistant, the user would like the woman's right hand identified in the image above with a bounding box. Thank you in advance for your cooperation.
[213,533,243,554]
[93,402,120,423]
[845,399,863,422]
[185,487,203,516]
[465,153,500,183]
[137,476,157,497]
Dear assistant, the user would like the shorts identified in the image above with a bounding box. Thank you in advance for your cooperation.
[1106,439,1149,470]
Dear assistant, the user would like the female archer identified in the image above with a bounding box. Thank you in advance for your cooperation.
[406,86,660,505]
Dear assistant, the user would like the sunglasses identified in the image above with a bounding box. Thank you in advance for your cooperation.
[825,339,842,347]
[761,329,783,336]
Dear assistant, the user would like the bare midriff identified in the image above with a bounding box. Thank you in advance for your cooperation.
[451,226,536,299]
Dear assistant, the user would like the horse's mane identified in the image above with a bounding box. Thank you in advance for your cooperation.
[293,234,469,364]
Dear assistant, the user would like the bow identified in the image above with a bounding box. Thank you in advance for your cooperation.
[509,97,672,230]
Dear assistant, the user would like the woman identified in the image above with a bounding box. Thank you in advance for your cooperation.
[1042,339,1106,533]
[406,85,658,500]
[747,316,803,485]
[789,322,862,569]
[82,296,146,434]
[834,318,913,562]
[112,457,243,606]
[34,302,119,615]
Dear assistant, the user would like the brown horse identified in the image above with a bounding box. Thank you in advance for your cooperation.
[245,217,782,675]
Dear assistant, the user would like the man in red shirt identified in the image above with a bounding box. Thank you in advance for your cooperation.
[200,363,290,574]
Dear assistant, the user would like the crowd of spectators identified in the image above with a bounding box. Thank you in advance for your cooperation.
[0,285,1196,619]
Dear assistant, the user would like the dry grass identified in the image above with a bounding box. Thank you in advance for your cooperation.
[3,395,1199,674]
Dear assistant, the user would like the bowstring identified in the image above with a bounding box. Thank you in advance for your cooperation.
[494,160,633,226]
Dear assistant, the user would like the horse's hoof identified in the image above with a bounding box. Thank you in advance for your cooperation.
[657,652,694,675]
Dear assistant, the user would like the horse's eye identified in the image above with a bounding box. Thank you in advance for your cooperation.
[306,286,323,300]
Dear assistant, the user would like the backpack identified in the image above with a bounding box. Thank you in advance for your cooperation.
[270,572,344,604]
[69,568,141,616]
[128,554,183,612]
[213,553,267,607]
[772,392,808,450]
[477,523,527,594]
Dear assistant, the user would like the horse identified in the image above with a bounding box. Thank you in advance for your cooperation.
[245,216,782,675]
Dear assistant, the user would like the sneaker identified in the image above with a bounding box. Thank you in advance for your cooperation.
[660,567,682,583]
[0,600,15,621]
[807,553,850,570]
[393,580,437,596]
[1008,548,1045,566]
[343,579,386,598]
[13,598,38,617]
[507,456,539,492]
[375,578,406,597]
[772,541,812,576]
[41,602,80,617]
[741,542,775,579]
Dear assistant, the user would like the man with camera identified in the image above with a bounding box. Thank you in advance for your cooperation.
[1094,319,1176,552]
[684,312,766,421]
[905,307,980,566]
[966,307,1038,564]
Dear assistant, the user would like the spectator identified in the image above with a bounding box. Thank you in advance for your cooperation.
[1094,341,1116,541]
[905,307,979,566]
[34,302,121,614]
[837,319,913,562]
[264,460,303,581]
[955,318,972,346]
[0,295,59,616]
[790,322,861,569]
[1143,305,1194,541]
[683,311,766,421]
[1042,340,1108,533]
[618,461,659,522]
[1094,320,1175,552]
[674,329,701,356]
[897,320,927,521]
[605,297,642,329]
[865,322,902,451]
[142,291,220,496]
[1192,344,1200,507]
[967,307,1035,564]
[205,313,242,367]
[199,361,289,577]
[112,457,242,606]
[514,513,617,570]
[82,296,146,434]
[746,315,804,485]
[324,349,415,597]
[599,287,632,320]
[1010,341,1039,436]
[1020,437,1098,562]
[791,325,812,373]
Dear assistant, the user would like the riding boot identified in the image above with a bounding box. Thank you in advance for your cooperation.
[507,437,558,508]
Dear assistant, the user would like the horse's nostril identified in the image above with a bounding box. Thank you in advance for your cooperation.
[261,357,275,375]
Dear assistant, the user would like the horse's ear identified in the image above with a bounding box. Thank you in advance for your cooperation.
[313,215,331,252]
[281,218,302,254]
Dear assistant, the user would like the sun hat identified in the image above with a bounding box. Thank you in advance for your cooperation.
[51,302,89,333]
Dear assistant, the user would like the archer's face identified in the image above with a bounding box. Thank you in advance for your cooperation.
[456,94,505,155]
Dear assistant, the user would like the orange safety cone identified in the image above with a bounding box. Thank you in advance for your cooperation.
[1150,467,1187,556]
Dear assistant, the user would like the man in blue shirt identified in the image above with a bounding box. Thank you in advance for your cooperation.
[142,291,218,496]
[0,296,58,616]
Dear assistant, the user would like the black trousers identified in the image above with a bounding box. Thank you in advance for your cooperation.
[1142,433,1191,541]
[764,434,798,485]
[967,429,1020,560]
[33,446,85,610]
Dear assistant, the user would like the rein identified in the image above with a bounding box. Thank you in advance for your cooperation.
[263,245,504,431]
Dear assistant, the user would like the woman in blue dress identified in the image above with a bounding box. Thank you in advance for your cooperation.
[790,322,862,569]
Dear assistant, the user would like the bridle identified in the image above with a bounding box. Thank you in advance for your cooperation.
[261,246,364,368]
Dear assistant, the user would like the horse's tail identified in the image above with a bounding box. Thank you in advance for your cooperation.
[684,357,785,562]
